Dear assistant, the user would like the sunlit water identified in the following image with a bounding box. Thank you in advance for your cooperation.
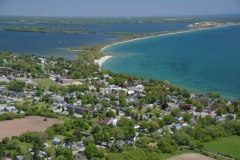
[103,25,240,99]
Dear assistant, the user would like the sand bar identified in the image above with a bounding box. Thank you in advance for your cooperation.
[69,49,85,52]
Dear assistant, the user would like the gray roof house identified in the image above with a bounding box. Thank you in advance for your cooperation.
[16,156,23,160]
[175,116,183,121]
[62,142,75,149]
[0,106,5,112]
[77,141,84,147]
[5,106,16,112]
[33,97,40,102]
[53,137,61,145]
[66,104,90,114]
[171,124,182,130]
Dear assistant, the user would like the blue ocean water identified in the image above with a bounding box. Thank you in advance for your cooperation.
[103,25,240,99]
[0,22,190,60]
[0,28,120,60]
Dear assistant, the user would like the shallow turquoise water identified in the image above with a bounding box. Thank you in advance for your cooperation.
[103,25,240,99]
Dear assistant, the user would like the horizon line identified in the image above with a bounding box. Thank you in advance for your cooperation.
[1,13,240,18]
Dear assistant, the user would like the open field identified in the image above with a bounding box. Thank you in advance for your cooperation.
[0,116,64,140]
[33,78,59,87]
[167,153,214,160]
[204,136,240,159]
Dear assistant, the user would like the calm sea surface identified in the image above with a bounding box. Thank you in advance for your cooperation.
[103,25,240,99]
[1,20,239,99]
[0,22,190,60]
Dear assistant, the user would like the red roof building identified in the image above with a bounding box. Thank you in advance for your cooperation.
[98,117,113,125]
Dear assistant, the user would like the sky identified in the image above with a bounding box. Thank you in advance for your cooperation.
[0,0,240,17]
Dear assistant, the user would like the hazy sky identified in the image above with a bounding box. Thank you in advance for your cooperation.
[0,0,240,17]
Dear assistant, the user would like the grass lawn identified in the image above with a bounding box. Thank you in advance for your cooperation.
[33,78,59,87]
[204,136,240,159]
[66,129,75,135]
[72,79,81,82]
[132,108,147,114]
[15,101,50,112]
[18,141,33,153]
[32,102,49,108]
[91,118,99,123]
[4,140,33,153]
[149,142,157,147]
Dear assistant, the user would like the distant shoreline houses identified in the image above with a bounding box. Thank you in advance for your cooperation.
[0,67,27,76]
[0,90,27,98]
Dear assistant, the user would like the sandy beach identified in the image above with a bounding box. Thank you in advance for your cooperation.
[101,23,238,53]
[95,56,112,71]
[100,30,193,53]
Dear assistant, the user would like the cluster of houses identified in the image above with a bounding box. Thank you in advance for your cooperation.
[52,137,85,150]
[0,63,239,159]
[1,72,237,129]
[0,90,27,98]
[3,139,86,160]
[1,69,238,115]
[0,67,26,77]
[51,137,86,159]
[0,106,17,112]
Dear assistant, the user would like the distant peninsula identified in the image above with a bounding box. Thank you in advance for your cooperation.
[0,26,95,34]
[69,21,240,52]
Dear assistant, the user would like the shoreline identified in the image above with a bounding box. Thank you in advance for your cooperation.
[98,23,239,99]
[95,56,113,71]
[101,23,239,54]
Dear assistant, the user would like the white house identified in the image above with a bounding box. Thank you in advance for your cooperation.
[5,106,16,112]
[0,106,5,112]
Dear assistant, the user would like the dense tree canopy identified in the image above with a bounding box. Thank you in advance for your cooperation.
[8,81,26,92]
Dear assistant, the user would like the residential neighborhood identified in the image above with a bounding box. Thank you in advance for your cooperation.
[0,50,239,160]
